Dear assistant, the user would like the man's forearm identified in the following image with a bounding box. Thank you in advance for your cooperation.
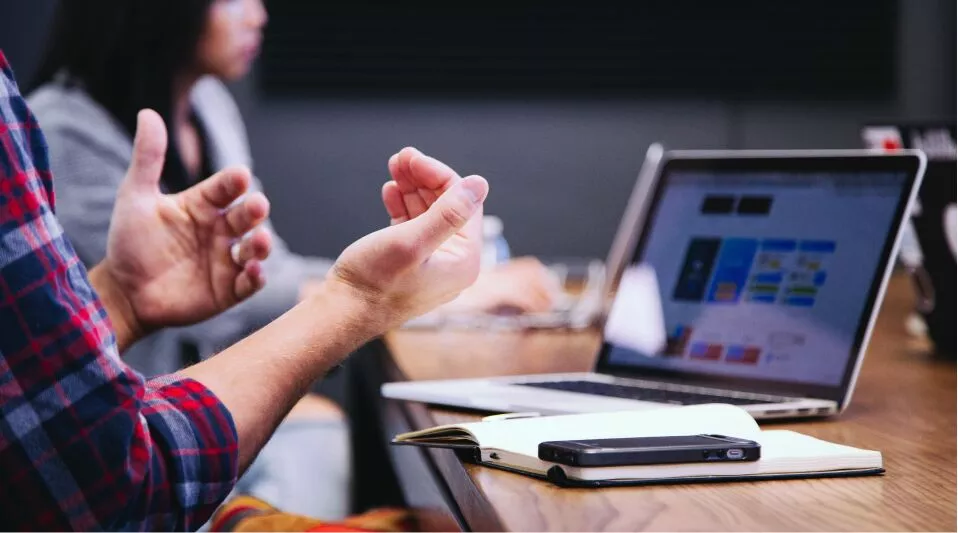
[180,281,381,471]
[88,263,144,352]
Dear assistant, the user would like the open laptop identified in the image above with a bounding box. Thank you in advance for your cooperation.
[383,150,927,419]
[403,143,666,330]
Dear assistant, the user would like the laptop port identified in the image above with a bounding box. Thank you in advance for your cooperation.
[763,409,790,416]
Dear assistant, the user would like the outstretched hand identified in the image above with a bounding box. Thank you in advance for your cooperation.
[92,109,273,348]
[325,147,489,329]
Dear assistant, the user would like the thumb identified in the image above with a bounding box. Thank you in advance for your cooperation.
[124,109,168,191]
[402,175,489,255]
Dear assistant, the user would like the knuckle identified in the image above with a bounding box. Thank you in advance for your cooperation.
[438,203,468,229]
[236,203,254,224]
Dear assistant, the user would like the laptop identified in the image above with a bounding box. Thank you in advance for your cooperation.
[383,150,927,419]
[403,143,666,330]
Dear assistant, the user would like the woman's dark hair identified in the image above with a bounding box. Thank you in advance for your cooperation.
[32,0,215,192]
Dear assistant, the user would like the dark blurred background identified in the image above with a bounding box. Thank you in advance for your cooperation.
[2,0,955,259]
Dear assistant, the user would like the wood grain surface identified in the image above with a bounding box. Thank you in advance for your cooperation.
[385,275,957,531]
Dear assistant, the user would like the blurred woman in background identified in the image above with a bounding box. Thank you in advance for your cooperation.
[28,0,557,520]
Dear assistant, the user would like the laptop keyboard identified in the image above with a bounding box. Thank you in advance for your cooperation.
[519,380,782,406]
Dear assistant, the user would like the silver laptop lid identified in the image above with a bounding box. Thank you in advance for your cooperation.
[594,150,926,406]
[603,143,665,295]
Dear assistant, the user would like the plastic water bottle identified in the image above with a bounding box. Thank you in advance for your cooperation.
[482,215,511,269]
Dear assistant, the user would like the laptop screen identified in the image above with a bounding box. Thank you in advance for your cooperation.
[601,156,918,397]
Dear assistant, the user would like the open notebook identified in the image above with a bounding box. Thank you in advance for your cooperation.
[393,404,883,487]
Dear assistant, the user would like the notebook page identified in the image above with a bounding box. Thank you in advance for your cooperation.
[480,429,881,480]
[558,430,882,481]
[751,430,882,471]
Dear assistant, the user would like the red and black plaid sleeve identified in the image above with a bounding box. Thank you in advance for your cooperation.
[0,52,238,530]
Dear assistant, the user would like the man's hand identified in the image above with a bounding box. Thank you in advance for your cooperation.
[90,110,273,350]
[323,147,489,331]
[181,148,487,470]
[384,148,558,316]
[444,257,562,314]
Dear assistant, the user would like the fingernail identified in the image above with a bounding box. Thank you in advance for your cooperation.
[461,186,479,204]
[460,176,488,204]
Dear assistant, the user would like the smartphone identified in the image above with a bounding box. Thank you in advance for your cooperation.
[538,434,760,467]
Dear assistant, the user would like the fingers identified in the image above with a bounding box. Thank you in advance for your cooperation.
[382,181,409,224]
[390,147,461,219]
[418,187,438,206]
[407,149,460,191]
[224,191,270,237]
[388,152,415,193]
[389,152,428,218]
[517,261,562,311]
[463,261,558,313]
[509,258,564,296]
[506,270,558,312]
[402,191,428,219]
[524,284,558,312]
[499,291,554,313]
[402,175,489,256]
[392,152,429,218]
[190,166,253,209]
[124,109,168,191]
[229,228,272,303]
[234,260,266,301]
[231,228,273,264]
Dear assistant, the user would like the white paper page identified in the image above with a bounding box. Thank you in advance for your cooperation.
[482,429,881,481]
[560,430,882,481]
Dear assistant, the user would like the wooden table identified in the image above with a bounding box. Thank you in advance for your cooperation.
[380,275,956,531]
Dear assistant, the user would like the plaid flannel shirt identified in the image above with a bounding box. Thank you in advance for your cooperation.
[0,51,238,530]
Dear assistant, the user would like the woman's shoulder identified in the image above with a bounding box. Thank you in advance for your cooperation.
[191,76,245,128]
[191,76,252,166]
[28,82,131,154]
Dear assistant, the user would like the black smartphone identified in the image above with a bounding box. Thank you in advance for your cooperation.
[538,434,761,467]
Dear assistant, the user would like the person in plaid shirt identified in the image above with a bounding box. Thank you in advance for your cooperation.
[0,50,489,530]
